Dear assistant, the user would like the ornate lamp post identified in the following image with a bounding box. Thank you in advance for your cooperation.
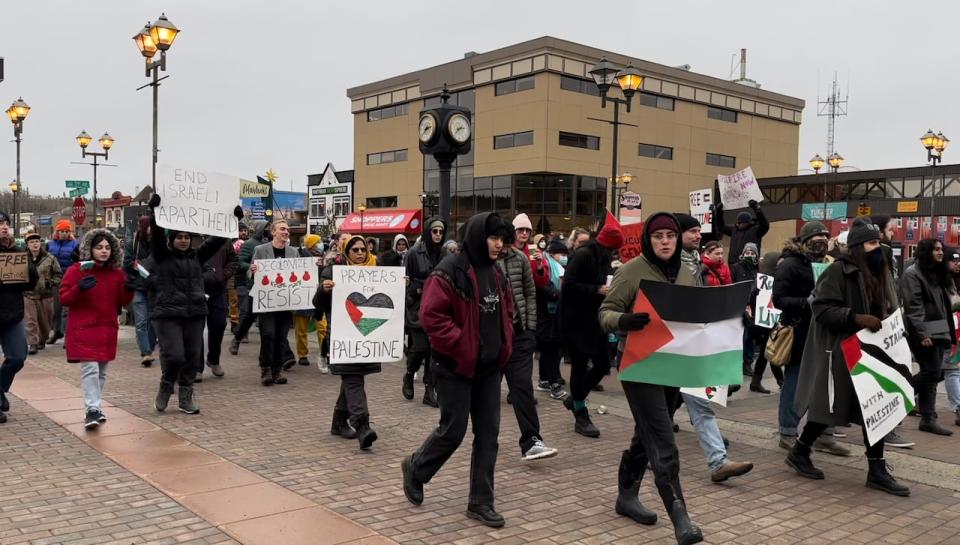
[76,130,115,228]
[6,97,30,238]
[133,13,180,190]
[809,153,826,220]
[612,172,634,219]
[357,203,367,233]
[920,129,949,233]
[588,59,643,211]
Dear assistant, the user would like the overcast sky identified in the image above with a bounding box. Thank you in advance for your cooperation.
[1,1,957,200]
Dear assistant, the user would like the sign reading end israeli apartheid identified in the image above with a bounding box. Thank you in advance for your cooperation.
[249,257,318,313]
[0,252,29,283]
[717,166,764,210]
[330,266,405,364]
[155,165,241,238]
[840,309,916,446]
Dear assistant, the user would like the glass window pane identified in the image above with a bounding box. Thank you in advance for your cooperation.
[457,167,473,192]
[475,176,491,190]
[424,170,439,193]
[381,151,395,163]
[367,110,381,121]
[495,81,514,96]
[396,149,408,162]
[367,153,381,165]
[515,131,533,146]
[424,96,441,108]
[494,134,513,149]
[476,190,493,212]
[658,96,675,110]
[493,175,512,189]
[516,75,535,92]
[457,89,475,111]
[560,75,580,92]
[493,187,512,211]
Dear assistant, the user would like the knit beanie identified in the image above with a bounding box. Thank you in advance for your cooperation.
[304,234,322,250]
[512,213,533,231]
[674,213,701,233]
[0,211,11,225]
[799,221,829,243]
[595,210,624,250]
[55,219,73,232]
[759,251,781,275]
[846,217,881,248]
[736,211,752,224]
[546,238,568,254]
[645,214,679,235]
[741,242,759,256]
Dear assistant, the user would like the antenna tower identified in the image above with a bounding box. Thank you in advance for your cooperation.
[817,73,849,156]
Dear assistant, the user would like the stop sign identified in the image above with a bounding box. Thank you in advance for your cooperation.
[72,197,86,226]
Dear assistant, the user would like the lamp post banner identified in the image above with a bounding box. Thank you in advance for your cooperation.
[689,188,713,234]
[619,191,643,225]
[717,166,764,210]
[155,165,241,238]
[329,265,406,365]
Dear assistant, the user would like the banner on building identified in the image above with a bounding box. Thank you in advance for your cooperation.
[619,222,644,263]
[801,202,847,221]
[717,166,764,210]
[840,309,915,446]
[330,266,405,364]
[155,165,241,238]
[0,252,29,283]
[754,273,781,329]
[240,178,270,198]
[249,257,318,313]
[689,189,713,234]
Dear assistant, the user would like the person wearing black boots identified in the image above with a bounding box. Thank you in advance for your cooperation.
[787,218,911,496]
[748,251,785,393]
[403,217,446,406]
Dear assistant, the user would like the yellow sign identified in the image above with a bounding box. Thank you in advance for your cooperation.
[240,179,270,198]
[265,169,278,183]
[857,205,872,216]
[896,201,919,213]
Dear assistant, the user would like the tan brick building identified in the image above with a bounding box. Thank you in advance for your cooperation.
[347,36,804,235]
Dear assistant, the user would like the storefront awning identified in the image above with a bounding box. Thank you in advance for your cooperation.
[339,209,422,234]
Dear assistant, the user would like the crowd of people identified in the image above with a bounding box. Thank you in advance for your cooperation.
[1,197,959,545]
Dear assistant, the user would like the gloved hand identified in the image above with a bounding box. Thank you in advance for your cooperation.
[748,199,759,210]
[618,312,651,332]
[148,193,161,208]
[234,205,244,220]
[712,202,724,212]
[78,275,97,291]
[853,313,881,332]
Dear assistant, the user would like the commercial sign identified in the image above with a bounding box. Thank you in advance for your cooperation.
[619,191,642,225]
[801,202,847,221]
[240,179,270,198]
[896,201,919,213]
[339,209,422,234]
[38,216,52,226]
[857,204,872,216]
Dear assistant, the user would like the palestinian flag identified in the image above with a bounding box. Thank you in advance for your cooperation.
[620,280,752,387]
[344,292,395,336]
[950,312,960,364]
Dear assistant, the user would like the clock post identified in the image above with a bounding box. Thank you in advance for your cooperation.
[418,86,472,224]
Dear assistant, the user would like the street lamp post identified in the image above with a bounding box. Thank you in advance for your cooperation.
[827,152,843,221]
[357,204,366,233]
[920,129,949,235]
[612,172,634,219]
[809,154,825,220]
[6,97,30,239]
[588,59,643,212]
[75,131,115,229]
[133,13,180,191]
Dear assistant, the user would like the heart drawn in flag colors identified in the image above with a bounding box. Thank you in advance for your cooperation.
[345,292,395,336]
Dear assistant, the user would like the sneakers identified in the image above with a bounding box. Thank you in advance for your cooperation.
[207,362,225,377]
[831,427,848,438]
[549,384,568,400]
[813,437,851,457]
[710,460,754,483]
[141,353,154,367]
[84,410,101,429]
[298,357,310,366]
[178,386,200,414]
[466,504,505,528]
[317,356,330,374]
[535,380,552,392]
[97,410,107,422]
[27,345,38,355]
[883,431,915,448]
[522,439,558,461]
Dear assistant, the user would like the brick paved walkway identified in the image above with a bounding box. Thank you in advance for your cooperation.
[4,327,960,544]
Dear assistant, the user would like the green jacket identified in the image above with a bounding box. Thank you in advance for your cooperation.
[25,251,63,299]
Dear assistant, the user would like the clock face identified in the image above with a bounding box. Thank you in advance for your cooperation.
[447,113,471,144]
[418,114,437,143]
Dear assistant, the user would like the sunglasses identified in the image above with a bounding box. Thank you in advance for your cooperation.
[431,228,444,234]
[349,247,367,254]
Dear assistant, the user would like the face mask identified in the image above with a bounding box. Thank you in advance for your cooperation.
[866,247,885,273]
[805,240,828,258]
[740,255,758,266]
[558,255,568,267]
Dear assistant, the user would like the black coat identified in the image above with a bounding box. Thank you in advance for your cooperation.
[0,243,39,324]
[716,206,770,264]
[313,259,382,376]
[772,243,819,367]
[405,243,443,328]
[123,234,153,292]
[535,279,561,344]
[560,241,612,354]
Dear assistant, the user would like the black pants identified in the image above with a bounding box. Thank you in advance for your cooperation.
[621,381,684,511]
[911,343,945,419]
[205,292,228,368]
[750,331,784,386]
[335,374,369,427]
[258,312,292,371]
[410,364,501,506]
[154,317,204,388]
[503,330,541,453]
[406,328,433,387]
[799,420,884,458]
[537,339,561,384]
[235,295,256,340]
[569,347,610,402]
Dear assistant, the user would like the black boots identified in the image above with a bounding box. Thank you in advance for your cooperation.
[260,368,273,386]
[401,455,424,505]
[422,385,438,408]
[271,368,288,385]
[564,397,599,437]
[865,458,910,497]
[155,381,174,412]
[178,386,200,414]
[785,439,824,479]
[354,414,377,450]
[668,499,703,545]
[402,372,414,400]
[919,416,953,436]
[615,450,657,525]
[330,410,357,439]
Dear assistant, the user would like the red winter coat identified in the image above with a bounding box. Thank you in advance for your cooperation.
[61,254,133,363]
[702,255,733,287]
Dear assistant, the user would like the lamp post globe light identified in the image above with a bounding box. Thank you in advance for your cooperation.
[75,129,115,228]
[612,172,634,219]
[920,129,949,231]
[8,180,21,238]
[133,13,180,191]
[6,97,30,239]
[357,203,367,233]
[809,154,827,221]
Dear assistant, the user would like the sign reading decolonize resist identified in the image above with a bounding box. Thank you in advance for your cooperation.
[330,266,405,364]
[249,257,319,313]
[155,165,241,238]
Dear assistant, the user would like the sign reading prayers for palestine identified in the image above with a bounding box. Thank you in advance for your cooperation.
[249,257,319,313]
[330,266,405,364]
[155,165,241,238]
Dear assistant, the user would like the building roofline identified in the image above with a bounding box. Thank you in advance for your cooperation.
[759,163,960,186]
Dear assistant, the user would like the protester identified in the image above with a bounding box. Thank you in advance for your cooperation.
[567,227,590,252]
[366,237,379,257]
[787,218,911,496]
[561,211,622,437]
[402,212,514,528]
[732,242,759,376]
[200,233,238,380]
[60,229,133,428]
[442,239,459,257]
[943,248,960,426]
[228,222,250,332]
[827,231,848,260]
[598,212,703,545]
[230,220,271,355]
[870,215,900,280]
[46,219,78,345]
[23,233,62,354]
[249,220,299,386]
[292,234,325,368]
[714,199,769,264]
[379,234,408,267]
[0,211,38,424]
[123,215,157,366]
[747,251,784,393]
[700,240,732,287]
[900,238,957,436]
[403,217,446,405]
[535,238,568,400]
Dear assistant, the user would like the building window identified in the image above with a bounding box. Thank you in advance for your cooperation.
[559,131,600,150]
[706,153,736,168]
[559,75,600,96]
[638,143,673,160]
[494,75,535,96]
[365,196,398,208]
[707,106,738,123]
[494,131,534,149]
[333,196,350,217]
[638,92,675,111]
[367,149,408,165]
[366,103,408,122]
[310,201,326,218]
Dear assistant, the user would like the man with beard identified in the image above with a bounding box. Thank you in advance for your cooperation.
[403,217,446,406]
[0,211,39,423]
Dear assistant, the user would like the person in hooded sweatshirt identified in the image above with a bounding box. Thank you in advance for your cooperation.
[402,212,514,528]
[0,210,38,424]
[123,215,158,367]
[714,199,769,265]
[379,234,408,267]
[598,212,703,545]
[403,217,447,406]
[732,242,760,377]
[229,219,271,355]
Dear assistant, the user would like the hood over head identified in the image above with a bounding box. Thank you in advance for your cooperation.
[79,228,123,269]
[462,212,508,267]
[392,234,409,252]
[641,212,682,281]
[759,251,781,275]
[250,220,270,241]
[343,235,377,266]
[422,216,447,255]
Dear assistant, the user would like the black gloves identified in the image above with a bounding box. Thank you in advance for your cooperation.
[234,205,244,220]
[748,199,759,210]
[148,193,161,208]
[618,312,651,332]
[78,275,97,291]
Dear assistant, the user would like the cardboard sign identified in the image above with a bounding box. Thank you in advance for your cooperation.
[754,273,781,329]
[330,266,405,364]
[619,222,644,263]
[840,310,915,446]
[249,257,319,313]
[680,385,728,407]
[689,189,713,234]
[0,252,29,283]
[155,165,241,238]
[717,166,764,210]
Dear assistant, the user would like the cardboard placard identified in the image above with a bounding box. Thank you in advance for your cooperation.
[689,189,713,234]
[330,266,405,364]
[249,257,319,313]
[754,273,781,329]
[155,165,241,238]
[717,166,763,209]
[0,252,29,283]
[619,222,644,263]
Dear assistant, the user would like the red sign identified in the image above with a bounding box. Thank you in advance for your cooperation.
[339,209,423,234]
[619,222,645,263]
[72,197,86,226]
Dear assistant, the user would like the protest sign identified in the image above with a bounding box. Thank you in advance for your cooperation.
[619,222,644,263]
[155,165,241,238]
[689,189,713,234]
[840,309,916,446]
[330,266,405,364]
[0,252,29,283]
[249,257,318,313]
[754,273,781,329]
[811,262,828,283]
[680,385,728,407]
[717,166,763,210]
[619,191,643,225]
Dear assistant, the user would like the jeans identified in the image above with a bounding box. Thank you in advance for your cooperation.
[0,321,27,393]
[569,347,610,402]
[681,393,726,471]
[945,369,960,412]
[335,374,369,427]
[258,312,292,371]
[153,317,204,388]
[80,361,107,413]
[132,291,157,356]
[778,359,802,436]
[621,380,685,511]
[503,330,541,453]
[205,292,228,368]
[411,364,501,506]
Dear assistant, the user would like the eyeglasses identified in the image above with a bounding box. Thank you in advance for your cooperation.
[650,232,677,242]
[516,228,532,233]
[431,229,444,234]
[349,247,367,254]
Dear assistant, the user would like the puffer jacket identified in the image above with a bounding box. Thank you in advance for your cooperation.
[497,247,537,331]
[24,250,62,299]
[0,241,39,324]
[46,237,78,272]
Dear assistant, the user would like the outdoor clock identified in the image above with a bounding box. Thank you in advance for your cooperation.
[447,113,471,144]
[418,113,437,143]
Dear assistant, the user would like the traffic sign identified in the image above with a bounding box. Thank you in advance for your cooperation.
[72,197,86,225]
[65,180,90,189]
[68,188,87,198]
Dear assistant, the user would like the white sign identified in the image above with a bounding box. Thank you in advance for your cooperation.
[330,266,405,364]
[680,385,728,407]
[689,189,713,234]
[717,166,764,210]
[842,310,916,446]
[249,257,319,313]
[155,165,241,238]
[754,273,781,329]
